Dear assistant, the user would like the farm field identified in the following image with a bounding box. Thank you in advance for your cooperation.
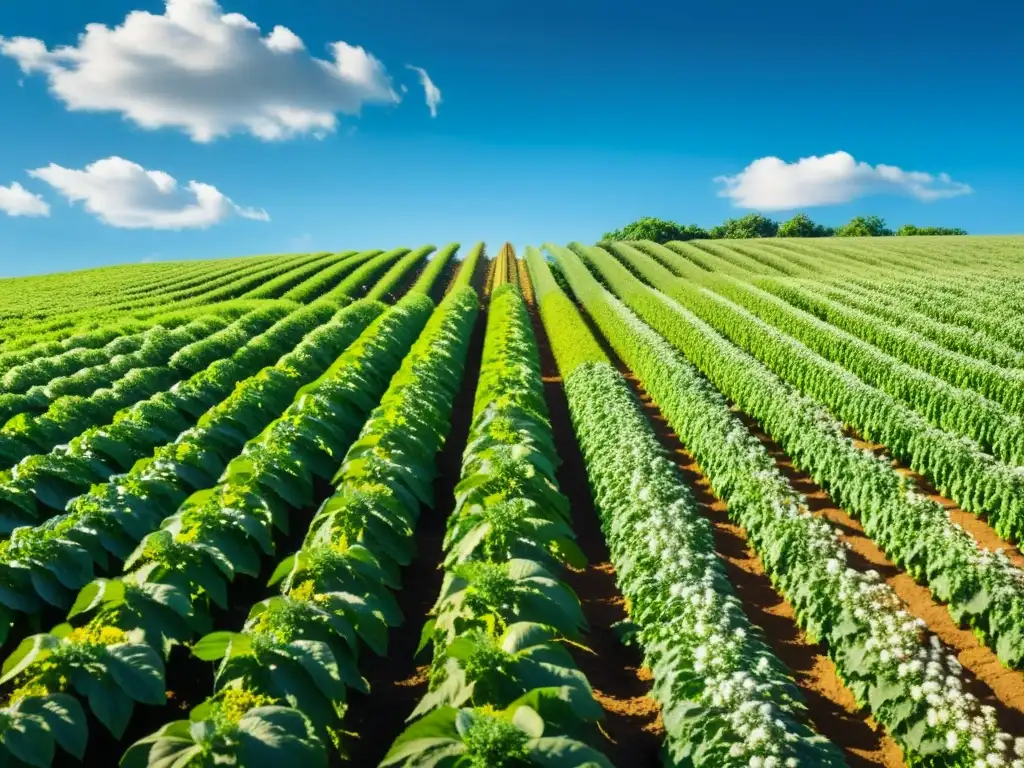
[0,237,1023,767]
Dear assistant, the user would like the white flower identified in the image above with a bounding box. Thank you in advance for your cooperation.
[948,732,960,750]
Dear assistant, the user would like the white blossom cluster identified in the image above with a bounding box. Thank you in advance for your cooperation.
[566,364,840,766]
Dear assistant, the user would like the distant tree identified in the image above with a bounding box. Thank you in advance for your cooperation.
[777,213,833,238]
[896,224,968,236]
[602,217,689,244]
[677,224,711,240]
[835,215,893,237]
[715,213,779,239]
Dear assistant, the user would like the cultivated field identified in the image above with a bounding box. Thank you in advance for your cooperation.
[1,236,1023,768]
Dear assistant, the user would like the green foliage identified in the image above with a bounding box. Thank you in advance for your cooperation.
[710,212,779,239]
[552,241,1017,765]
[385,284,610,767]
[835,214,893,237]
[604,214,968,242]
[777,212,834,237]
[896,225,968,236]
[602,216,708,244]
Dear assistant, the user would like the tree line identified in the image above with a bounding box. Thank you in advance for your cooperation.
[602,214,968,243]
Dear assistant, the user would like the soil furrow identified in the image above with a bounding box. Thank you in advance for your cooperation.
[340,304,487,766]
[570,303,903,767]
[850,430,1024,567]
[523,281,664,767]
[743,413,1024,734]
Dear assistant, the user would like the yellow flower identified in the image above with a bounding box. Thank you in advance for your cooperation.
[68,624,127,647]
[220,689,276,724]
[7,681,49,704]
[289,580,317,603]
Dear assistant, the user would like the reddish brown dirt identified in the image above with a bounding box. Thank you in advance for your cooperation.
[618,372,905,768]
[523,270,665,766]
[743,414,1024,735]
[850,431,1024,567]
[340,304,487,766]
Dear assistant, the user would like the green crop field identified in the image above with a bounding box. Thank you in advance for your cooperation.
[1,237,1024,768]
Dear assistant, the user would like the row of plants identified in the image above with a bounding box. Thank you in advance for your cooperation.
[853,277,1024,354]
[0,299,262,360]
[816,281,1024,370]
[320,248,414,304]
[706,277,1024,466]
[2,326,158,395]
[0,305,294,468]
[0,318,231,424]
[364,246,439,302]
[549,243,1018,767]
[607,243,1024,545]
[578,244,1024,668]
[106,254,329,318]
[281,250,383,302]
[383,282,612,767]
[525,247,844,767]
[0,299,385,647]
[0,294,436,766]
[115,257,277,304]
[759,278,1024,414]
[127,285,480,766]
[0,302,338,536]
[243,253,348,300]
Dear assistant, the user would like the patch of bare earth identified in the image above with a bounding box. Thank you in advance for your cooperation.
[743,414,1024,735]
[523,277,664,766]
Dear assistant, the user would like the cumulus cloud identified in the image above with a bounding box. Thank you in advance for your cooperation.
[0,182,50,217]
[406,65,441,118]
[0,0,399,142]
[715,151,973,210]
[28,156,269,229]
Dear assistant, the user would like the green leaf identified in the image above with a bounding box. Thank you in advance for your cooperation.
[20,694,88,760]
[236,707,328,768]
[192,631,251,661]
[69,579,125,619]
[382,707,462,766]
[2,714,54,768]
[1,633,58,683]
[106,643,166,706]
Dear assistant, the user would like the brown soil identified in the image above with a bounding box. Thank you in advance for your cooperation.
[522,268,664,766]
[850,431,1024,566]
[744,414,1024,734]
[341,303,487,766]
[617,371,905,768]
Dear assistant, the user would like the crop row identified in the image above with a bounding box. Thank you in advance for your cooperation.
[0,318,233,424]
[550,243,1016,766]
[612,243,1024,544]
[817,281,1024,370]
[384,283,613,766]
[127,285,479,766]
[0,294,435,766]
[706,277,1024,466]
[0,306,291,469]
[757,279,1024,413]
[0,302,333,538]
[526,247,844,767]
[0,299,384,647]
[586,243,1024,669]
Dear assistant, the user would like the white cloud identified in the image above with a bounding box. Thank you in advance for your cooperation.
[0,0,399,142]
[406,65,441,118]
[714,150,973,210]
[0,182,50,217]
[28,156,268,229]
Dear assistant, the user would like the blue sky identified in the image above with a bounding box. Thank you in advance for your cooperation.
[0,0,1022,276]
